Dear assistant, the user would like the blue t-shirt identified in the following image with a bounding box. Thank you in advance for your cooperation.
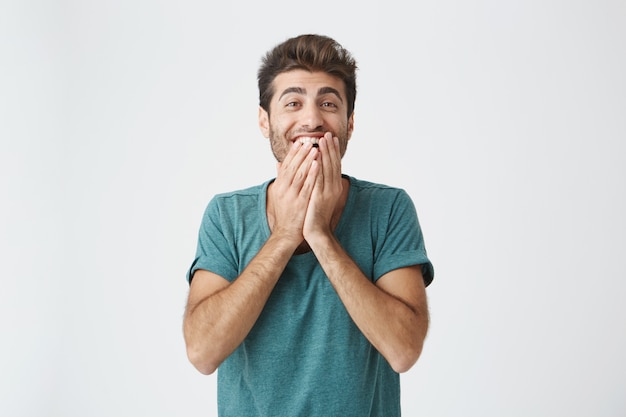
[188,175,433,417]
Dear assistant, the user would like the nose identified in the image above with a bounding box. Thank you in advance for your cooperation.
[300,103,324,130]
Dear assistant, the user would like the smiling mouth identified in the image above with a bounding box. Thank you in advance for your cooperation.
[298,137,320,148]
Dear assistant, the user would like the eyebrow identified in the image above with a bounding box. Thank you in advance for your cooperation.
[319,87,344,103]
[278,86,344,103]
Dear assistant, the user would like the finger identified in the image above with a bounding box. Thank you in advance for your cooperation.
[299,159,320,199]
[331,135,342,174]
[326,134,343,184]
[319,133,339,185]
[291,145,319,189]
[278,141,313,183]
[279,141,300,167]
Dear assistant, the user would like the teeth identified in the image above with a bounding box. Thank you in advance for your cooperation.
[298,137,320,145]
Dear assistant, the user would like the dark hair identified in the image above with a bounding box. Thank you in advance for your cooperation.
[258,34,358,117]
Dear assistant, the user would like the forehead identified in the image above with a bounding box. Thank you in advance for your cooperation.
[272,70,346,100]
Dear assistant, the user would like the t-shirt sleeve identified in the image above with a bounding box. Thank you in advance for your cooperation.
[186,197,239,284]
[372,190,434,287]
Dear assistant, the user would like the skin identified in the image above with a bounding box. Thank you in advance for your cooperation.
[183,70,429,375]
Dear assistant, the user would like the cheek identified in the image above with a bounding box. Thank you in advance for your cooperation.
[268,115,283,130]
[339,139,349,157]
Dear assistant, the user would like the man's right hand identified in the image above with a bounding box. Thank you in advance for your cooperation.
[267,140,320,247]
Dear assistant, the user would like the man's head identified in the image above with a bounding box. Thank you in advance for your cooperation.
[258,34,357,119]
[257,34,358,162]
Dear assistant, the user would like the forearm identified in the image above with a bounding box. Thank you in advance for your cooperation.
[308,234,429,373]
[184,233,298,374]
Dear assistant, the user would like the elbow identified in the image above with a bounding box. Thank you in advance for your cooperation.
[391,363,412,374]
[387,341,425,374]
[186,344,220,375]
[388,349,421,374]
[390,309,429,373]
[197,365,218,376]
[183,319,223,375]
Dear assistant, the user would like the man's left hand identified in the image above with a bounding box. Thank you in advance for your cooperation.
[303,132,344,241]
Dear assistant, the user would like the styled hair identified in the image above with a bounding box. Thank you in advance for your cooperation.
[258,34,358,117]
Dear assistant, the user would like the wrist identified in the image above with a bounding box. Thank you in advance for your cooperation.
[305,229,335,252]
[269,229,304,251]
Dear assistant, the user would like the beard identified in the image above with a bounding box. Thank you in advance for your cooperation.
[268,124,350,163]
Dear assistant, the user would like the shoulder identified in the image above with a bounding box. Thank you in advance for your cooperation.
[202,180,272,219]
[207,180,270,206]
[347,175,405,193]
[212,180,271,201]
[346,175,413,206]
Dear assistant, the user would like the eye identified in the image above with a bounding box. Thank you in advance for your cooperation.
[286,101,300,108]
[321,101,338,108]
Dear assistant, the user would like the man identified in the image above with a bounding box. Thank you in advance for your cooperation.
[184,34,434,416]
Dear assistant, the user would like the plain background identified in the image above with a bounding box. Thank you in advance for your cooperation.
[2,0,625,416]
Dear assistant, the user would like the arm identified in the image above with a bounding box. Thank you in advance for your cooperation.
[183,234,298,375]
[304,135,429,373]
[308,234,429,373]
[183,140,319,375]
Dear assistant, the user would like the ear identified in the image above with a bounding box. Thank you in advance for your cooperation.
[258,107,270,138]
[347,112,355,140]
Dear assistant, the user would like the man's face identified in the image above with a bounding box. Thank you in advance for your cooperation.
[259,70,354,162]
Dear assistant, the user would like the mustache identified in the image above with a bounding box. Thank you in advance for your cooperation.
[289,128,326,137]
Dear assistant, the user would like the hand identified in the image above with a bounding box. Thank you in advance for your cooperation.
[303,132,343,241]
[268,140,320,246]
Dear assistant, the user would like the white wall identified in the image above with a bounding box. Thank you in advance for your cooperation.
[2,0,625,415]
